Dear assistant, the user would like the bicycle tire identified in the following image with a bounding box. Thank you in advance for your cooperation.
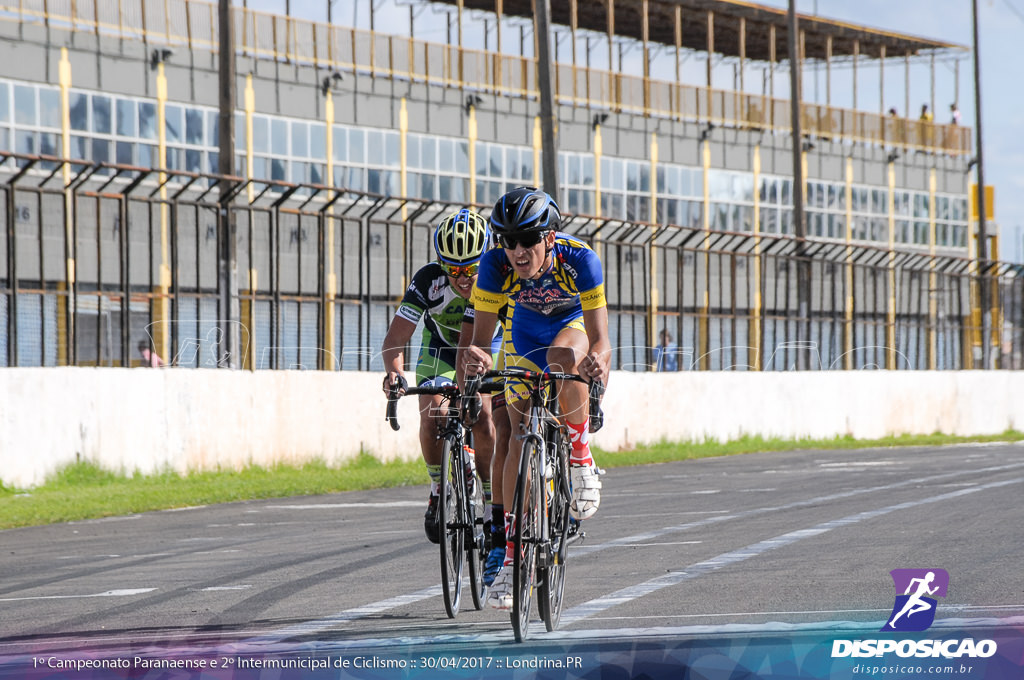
[438,436,465,618]
[466,453,485,611]
[511,436,542,642]
[538,426,571,631]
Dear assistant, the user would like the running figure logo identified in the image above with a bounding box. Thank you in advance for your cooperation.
[881,568,949,632]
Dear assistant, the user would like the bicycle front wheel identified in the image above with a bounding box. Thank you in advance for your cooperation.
[511,437,542,642]
[538,427,571,631]
[438,436,465,618]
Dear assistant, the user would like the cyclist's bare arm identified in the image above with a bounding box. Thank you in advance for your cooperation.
[463,308,497,377]
[579,305,611,385]
[381,315,416,395]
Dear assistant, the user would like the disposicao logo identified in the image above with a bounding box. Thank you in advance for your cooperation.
[881,568,949,632]
[830,568,998,660]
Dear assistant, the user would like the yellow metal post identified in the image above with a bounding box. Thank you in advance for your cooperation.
[928,170,937,369]
[648,133,658,350]
[699,137,711,370]
[751,144,762,370]
[155,58,171,364]
[58,48,74,365]
[468,101,477,204]
[886,161,896,370]
[844,157,854,369]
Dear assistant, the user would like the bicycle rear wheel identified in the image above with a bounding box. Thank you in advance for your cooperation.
[438,436,465,618]
[511,437,542,642]
[538,427,571,631]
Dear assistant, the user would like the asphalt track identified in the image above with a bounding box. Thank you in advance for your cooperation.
[1,443,1022,673]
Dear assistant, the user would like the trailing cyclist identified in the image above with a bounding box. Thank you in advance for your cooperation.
[381,209,496,544]
[461,187,611,610]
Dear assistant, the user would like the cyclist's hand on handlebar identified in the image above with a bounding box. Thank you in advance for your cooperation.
[383,371,408,397]
[579,350,609,386]
[460,344,493,377]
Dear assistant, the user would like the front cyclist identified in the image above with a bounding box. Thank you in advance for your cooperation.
[381,209,496,544]
[461,187,610,610]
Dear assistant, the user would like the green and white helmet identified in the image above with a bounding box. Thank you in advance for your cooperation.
[433,209,490,265]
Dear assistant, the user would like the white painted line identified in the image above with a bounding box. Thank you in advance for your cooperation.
[236,586,444,647]
[559,476,1024,626]
[201,585,253,592]
[0,589,156,603]
[267,502,423,509]
[818,461,897,467]
[233,460,1024,647]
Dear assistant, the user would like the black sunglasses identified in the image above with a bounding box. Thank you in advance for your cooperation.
[497,231,546,249]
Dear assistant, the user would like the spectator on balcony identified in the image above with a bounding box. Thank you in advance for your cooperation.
[918,104,934,149]
[138,340,165,368]
[950,103,961,125]
[653,329,679,372]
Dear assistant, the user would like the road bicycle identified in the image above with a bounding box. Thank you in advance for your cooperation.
[465,367,604,642]
[386,377,493,617]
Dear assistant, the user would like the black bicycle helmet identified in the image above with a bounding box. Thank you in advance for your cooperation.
[489,186,561,234]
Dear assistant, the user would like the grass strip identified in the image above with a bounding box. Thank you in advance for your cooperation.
[2,431,1021,531]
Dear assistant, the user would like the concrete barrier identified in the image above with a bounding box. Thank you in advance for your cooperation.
[2,368,1022,489]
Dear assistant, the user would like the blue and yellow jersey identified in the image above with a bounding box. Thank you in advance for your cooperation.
[472,233,606,326]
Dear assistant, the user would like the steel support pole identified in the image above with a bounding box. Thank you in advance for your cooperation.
[788,1,811,369]
[534,0,559,198]
[218,0,240,368]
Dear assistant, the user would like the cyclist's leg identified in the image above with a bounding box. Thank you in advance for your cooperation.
[547,320,602,521]
[416,343,457,544]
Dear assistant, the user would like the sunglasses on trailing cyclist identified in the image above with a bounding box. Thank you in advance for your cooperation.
[440,262,479,278]
[497,231,547,249]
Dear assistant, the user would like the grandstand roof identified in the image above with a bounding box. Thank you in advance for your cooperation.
[434,0,967,61]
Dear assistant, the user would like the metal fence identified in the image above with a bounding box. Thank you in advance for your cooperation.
[1,151,1019,371]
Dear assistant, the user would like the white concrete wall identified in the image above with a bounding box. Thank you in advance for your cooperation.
[2,368,1021,489]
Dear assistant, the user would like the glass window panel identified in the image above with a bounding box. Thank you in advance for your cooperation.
[366,129,383,165]
[0,82,8,122]
[437,137,453,171]
[39,131,58,156]
[332,125,346,162]
[349,128,365,163]
[252,156,267,179]
[185,149,202,173]
[347,167,365,191]
[116,141,134,165]
[70,135,89,159]
[626,162,639,191]
[271,158,286,181]
[489,144,502,176]
[582,155,594,186]
[291,162,306,185]
[568,155,581,185]
[475,141,489,175]
[116,99,136,136]
[253,116,269,154]
[213,111,223,148]
[185,108,204,145]
[69,91,88,131]
[419,172,434,198]
[271,118,287,156]
[92,95,111,134]
[165,104,183,143]
[310,123,326,160]
[138,143,155,166]
[640,164,650,193]
[92,138,110,165]
[455,141,469,175]
[39,89,60,129]
[419,135,435,170]
[384,131,398,166]
[406,135,420,167]
[165,146,181,170]
[292,121,309,158]
[14,85,36,125]
[506,146,520,179]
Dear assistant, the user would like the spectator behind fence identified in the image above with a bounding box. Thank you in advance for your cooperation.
[950,103,961,125]
[138,340,165,367]
[653,329,679,372]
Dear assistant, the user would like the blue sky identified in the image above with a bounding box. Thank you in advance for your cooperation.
[243,0,1024,261]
